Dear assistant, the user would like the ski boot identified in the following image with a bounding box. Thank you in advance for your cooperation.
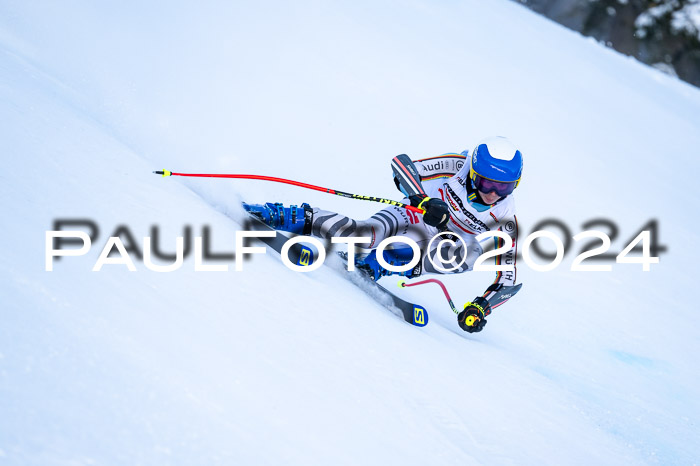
[355,247,422,281]
[242,202,313,235]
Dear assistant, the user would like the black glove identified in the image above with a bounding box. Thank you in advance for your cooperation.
[457,296,492,333]
[409,194,449,230]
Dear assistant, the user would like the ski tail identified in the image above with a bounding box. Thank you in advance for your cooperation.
[391,154,426,197]
[486,283,523,310]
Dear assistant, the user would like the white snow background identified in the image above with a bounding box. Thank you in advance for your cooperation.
[1,0,699,464]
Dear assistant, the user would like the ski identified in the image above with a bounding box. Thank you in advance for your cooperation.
[242,216,429,327]
[487,283,523,310]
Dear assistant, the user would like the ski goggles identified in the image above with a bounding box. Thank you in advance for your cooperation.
[472,173,518,197]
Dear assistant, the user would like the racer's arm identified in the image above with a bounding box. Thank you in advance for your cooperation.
[458,213,519,333]
[483,213,518,295]
[391,153,461,230]
[395,152,467,191]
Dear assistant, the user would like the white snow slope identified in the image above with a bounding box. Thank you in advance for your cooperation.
[1,1,699,465]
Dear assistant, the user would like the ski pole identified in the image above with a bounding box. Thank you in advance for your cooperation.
[153,170,426,214]
[398,278,459,314]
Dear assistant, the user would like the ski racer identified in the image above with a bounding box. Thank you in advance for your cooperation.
[243,136,523,333]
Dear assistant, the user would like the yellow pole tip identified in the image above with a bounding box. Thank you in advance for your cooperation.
[397,280,406,288]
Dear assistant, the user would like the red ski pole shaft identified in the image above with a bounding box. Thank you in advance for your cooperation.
[153,170,425,214]
[398,278,460,314]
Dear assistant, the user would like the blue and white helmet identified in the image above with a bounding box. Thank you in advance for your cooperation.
[469,136,523,197]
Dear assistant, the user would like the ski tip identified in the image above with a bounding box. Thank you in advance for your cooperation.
[412,305,428,327]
